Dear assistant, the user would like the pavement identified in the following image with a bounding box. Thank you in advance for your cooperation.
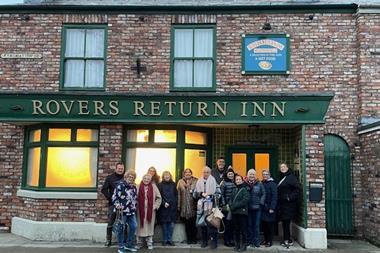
[0,233,379,253]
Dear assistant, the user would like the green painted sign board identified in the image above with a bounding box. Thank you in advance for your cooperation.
[0,92,333,124]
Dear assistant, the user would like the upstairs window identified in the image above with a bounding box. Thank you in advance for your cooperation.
[61,25,107,89]
[171,26,216,91]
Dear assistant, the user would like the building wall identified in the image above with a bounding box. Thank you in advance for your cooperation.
[0,10,377,241]
[359,130,380,246]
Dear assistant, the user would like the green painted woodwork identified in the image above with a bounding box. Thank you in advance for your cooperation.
[170,25,216,91]
[0,92,333,124]
[324,134,353,236]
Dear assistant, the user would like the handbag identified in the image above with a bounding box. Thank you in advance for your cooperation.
[206,207,225,233]
[112,209,125,234]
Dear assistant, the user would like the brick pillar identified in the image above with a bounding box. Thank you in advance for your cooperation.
[0,123,24,231]
[305,125,326,229]
[96,124,123,223]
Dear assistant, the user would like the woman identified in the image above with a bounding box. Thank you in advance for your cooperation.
[136,174,162,250]
[229,174,249,252]
[260,170,277,247]
[220,167,236,247]
[157,171,178,246]
[112,170,138,253]
[245,169,265,248]
[277,163,300,248]
[148,166,160,185]
[177,168,198,244]
[193,166,220,249]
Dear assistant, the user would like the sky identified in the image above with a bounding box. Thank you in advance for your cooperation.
[0,0,24,4]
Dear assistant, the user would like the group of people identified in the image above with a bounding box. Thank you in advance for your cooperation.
[101,158,300,253]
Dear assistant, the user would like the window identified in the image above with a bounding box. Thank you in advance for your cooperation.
[171,26,216,91]
[124,127,210,183]
[61,25,107,89]
[23,126,99,190]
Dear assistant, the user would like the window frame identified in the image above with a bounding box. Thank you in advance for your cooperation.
[22,124,100,192]
[170,24,217,92]
[60,24,108,91]
[122,125,212,181]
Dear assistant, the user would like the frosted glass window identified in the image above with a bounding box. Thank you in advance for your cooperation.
[48,128,71,141]
[184,149,207,180]
[154,130,177,143]
[185,131,207,145]
[29,129,41,143]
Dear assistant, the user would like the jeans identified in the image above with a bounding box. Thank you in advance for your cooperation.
[162,222,175,242]
[117,214,137,249]
[247,209,261,246]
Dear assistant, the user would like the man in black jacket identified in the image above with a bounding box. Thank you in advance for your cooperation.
[101,162,125,247]
[211,157,227,185]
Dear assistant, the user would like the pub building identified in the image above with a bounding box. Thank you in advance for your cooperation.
[0,0,379,249]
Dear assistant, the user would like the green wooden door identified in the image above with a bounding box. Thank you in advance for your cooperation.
[324,135,353,236]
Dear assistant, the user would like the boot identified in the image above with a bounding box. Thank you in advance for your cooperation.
[201,229,208,248]
[239,243,247,252]
[234,240,240,252]
[210,236,217,250]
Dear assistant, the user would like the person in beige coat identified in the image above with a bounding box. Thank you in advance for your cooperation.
[136,174,162,250]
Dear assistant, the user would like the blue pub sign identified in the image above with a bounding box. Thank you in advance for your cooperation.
[242,34,290,74]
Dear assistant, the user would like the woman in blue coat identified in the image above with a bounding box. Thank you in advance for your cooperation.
[260,170,277,247]
[157,171,178,246]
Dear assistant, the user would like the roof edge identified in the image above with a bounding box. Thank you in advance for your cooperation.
[0,3,358,14]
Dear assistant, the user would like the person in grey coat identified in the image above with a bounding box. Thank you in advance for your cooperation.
[244,169,265,248]
[261,170,277,247]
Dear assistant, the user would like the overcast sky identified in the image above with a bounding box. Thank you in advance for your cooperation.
[0,0,24,4]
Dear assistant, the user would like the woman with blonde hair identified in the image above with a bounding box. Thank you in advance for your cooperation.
[157,171,178,246]
[136,174,162,250]
[177,168,198,244]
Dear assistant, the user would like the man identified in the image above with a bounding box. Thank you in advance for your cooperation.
[101,162,125,247]
[211,157,227,185]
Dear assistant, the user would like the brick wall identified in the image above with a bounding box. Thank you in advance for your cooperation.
[0,10,376,239]
[359,130,380,245]
[0,123,24,230]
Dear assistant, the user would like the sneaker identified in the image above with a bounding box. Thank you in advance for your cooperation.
[124,246,138,252]
[265,242,272,247]
[147,245,153,250]
[104,240,112,247]
[118,249,125,253]
[167,241,175,246]
[287,240,294,246]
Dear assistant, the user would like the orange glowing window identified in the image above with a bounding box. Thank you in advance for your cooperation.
[154,130,176,143]
[127,130,149,142]
[48,128,71,141]
[254,153,270,181]
[185,131,207,145]
[77,129,98,142]
[46,147,97,188]
[29,129,41,143]
[27,147,40,187]
[184,149,207,179]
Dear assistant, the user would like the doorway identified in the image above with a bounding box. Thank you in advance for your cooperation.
[226,146,278,180]
[324,134,353,236]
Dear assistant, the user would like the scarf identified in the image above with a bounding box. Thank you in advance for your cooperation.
[138,183,153,227]
[195,175,217,196]
[183,177,195,219]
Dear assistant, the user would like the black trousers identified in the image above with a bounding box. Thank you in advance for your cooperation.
[201,225,218,246]
[261,220,275,244]
[183,216,198,242]
[232,214,247,247]
[223,217,233,244]
[282,219,291,241]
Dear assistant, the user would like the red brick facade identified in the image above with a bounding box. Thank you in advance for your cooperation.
[0,6,379,244]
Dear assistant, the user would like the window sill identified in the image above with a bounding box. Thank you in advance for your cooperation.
[17,189,98,200]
